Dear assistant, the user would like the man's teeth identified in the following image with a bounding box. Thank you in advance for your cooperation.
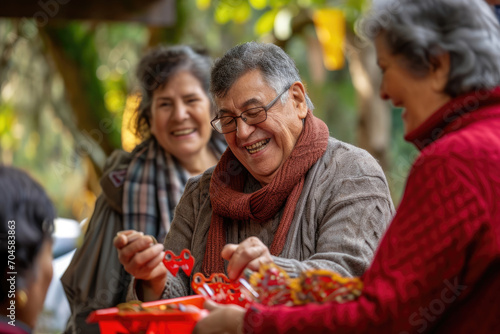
[172,129,195,136]
[245,139,270,154]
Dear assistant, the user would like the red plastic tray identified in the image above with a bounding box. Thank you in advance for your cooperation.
[87,295,208,334]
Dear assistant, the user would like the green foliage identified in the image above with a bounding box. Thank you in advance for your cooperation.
[0,104,15,137]
[0,19,151,220]
[249,0,268,10]
[254,8,279,34]
[343,0,367,25]
[388,107,418,203]
[215,0,253,23]
[47,23,122,150]
[203,0,369,31]
[197,0,212,10]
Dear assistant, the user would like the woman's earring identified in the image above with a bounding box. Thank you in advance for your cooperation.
[17,290,28,308]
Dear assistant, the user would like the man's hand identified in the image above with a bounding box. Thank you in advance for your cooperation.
[193,299,245,334]
[222,236,273,280]
[113,230,167,300]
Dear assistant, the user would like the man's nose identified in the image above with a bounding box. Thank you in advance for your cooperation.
[235,118,254,139]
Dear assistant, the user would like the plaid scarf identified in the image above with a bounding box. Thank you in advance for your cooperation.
[122,135,226,241]
[203,110,329,275]
[122,138,188,242]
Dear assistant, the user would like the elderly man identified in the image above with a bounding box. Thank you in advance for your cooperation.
[114,42,394,302]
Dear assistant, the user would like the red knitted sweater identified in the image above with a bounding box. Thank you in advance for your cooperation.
[244,87,500,334]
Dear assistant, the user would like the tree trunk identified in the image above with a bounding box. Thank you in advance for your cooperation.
[345,31,391,171]
[38,25,116,176]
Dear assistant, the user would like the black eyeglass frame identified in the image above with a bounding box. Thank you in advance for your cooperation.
[210,85,292,134]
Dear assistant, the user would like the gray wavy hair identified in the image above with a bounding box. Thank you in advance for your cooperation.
[210,42,314,111]
[361,0,500,97]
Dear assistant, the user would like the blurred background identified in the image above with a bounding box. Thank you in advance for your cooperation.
[0,0,417,331]
[0,0,418,223]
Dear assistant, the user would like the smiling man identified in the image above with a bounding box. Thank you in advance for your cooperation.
[115,42,395,302]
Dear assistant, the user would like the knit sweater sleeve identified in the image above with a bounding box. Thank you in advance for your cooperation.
[273,144,394,277]
[244,154,492,333]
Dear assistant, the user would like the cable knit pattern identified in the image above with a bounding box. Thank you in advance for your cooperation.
[245,88,500,334]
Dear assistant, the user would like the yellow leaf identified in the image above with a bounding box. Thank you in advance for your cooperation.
[254,9,278,35]
[313,8,346,70]
[249,0,267,10]
[196,0,211,10]
[215,3,233,24]
[104,89,125,113]
[233,2,252,24]
[121,93,142,152]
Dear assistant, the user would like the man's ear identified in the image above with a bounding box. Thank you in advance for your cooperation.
[430,52,450,93]
[290,81,308,119]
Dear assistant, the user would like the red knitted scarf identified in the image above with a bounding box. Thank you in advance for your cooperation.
[202,110,329,275]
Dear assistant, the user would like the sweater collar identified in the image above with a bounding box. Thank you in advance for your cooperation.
[405,87,500,150]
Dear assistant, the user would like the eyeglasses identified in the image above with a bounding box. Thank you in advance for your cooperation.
[211,85,291,134]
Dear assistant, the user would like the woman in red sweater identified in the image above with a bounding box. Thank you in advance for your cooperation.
[193,0,500,333]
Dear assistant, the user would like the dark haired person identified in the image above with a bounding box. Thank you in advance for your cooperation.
[115,42,394,306]
[61,45,226,333]
[193,0,500,333]
[0,166,55,334]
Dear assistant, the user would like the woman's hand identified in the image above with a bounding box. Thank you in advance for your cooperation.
[193,299,245,334]
[222,236,274,280]
[113,230,167,300]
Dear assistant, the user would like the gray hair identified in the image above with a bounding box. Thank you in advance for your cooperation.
[210,42,314,110]
[361,0,500,97]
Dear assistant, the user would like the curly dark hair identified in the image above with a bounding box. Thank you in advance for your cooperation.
[0,166,55,303]
[134,45,212,139]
